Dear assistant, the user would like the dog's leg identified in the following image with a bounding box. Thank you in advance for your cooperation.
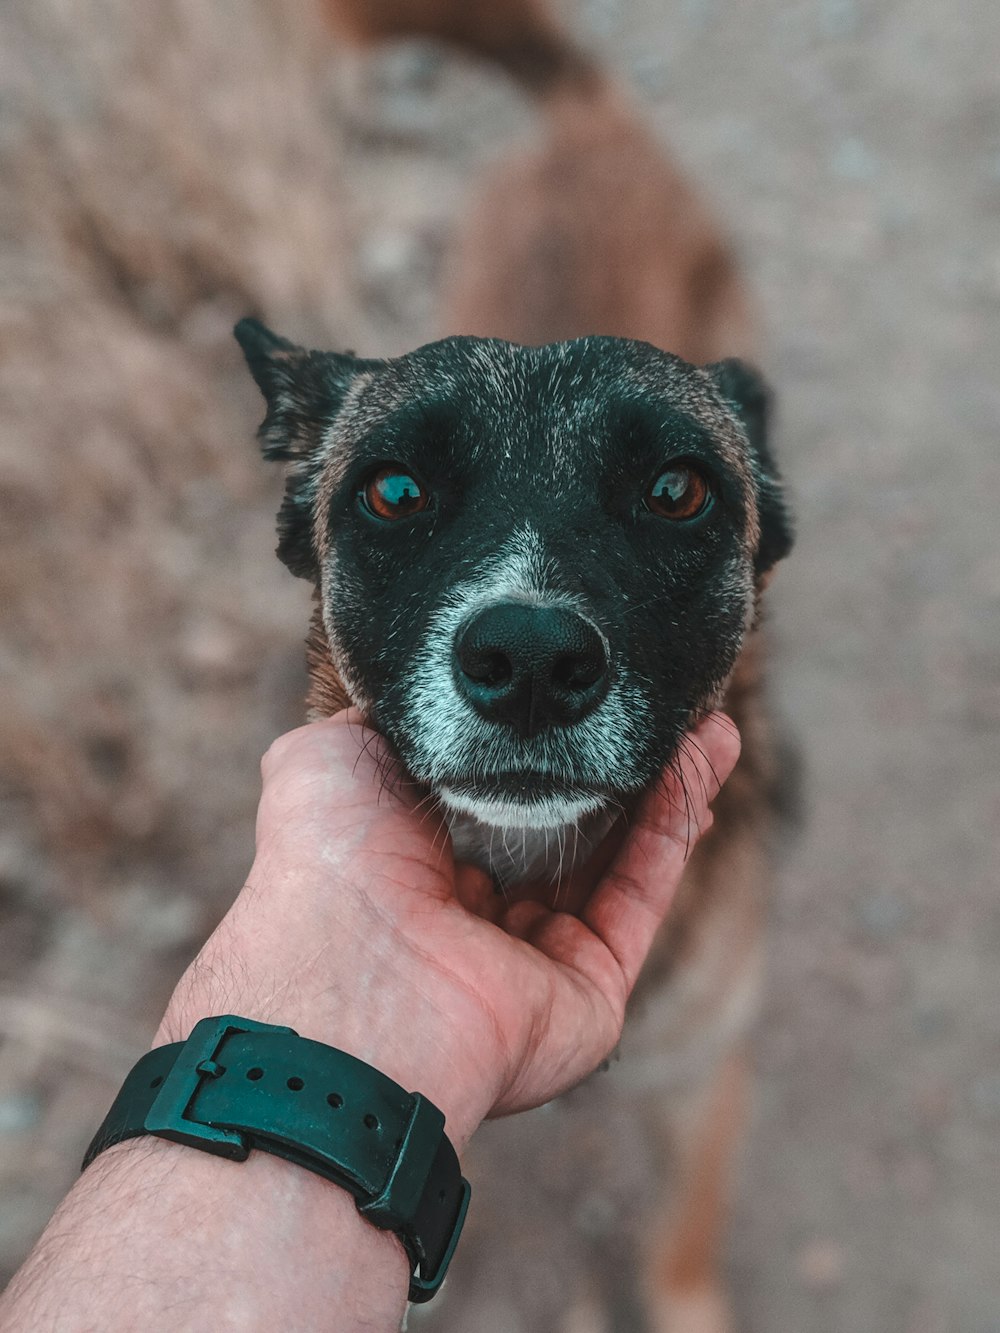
[642,1046,748,1333]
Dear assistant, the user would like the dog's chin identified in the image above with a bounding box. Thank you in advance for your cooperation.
[438,785,617,885]
[436,783,607,831]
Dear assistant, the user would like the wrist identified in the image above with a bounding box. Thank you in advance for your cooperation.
[157,886,495,1152]
[156,1000,489,1154]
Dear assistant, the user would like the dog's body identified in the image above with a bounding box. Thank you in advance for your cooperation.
[238,6,792,1330]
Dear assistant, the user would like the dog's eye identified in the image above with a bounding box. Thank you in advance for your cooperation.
[645,464,711,520]
[359,466,429,521]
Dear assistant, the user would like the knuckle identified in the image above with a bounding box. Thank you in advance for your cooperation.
[260,723,311,780]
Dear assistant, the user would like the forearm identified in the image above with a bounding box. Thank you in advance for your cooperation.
[0,1133,409,1331]
[0,872,488,1333]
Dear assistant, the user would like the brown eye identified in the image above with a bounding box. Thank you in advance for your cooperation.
[361,466,428,521]
[645,464,711,520]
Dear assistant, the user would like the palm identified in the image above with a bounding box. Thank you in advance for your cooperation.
[259,711,738,1119]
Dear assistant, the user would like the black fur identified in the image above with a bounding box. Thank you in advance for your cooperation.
[706,358,793,575]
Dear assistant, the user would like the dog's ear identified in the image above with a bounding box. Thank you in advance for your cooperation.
[234,318,369,581]
[705,358,793,576]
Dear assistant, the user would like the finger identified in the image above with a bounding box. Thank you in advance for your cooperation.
[453,862,500,918]
[582,713,741,991]
[258,711,427,831]
[498,898,551,940]
[259,707,363,780]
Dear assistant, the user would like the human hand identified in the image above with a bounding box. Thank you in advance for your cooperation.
[159,710,740,1149]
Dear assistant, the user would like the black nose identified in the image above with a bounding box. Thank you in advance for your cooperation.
[453,601,610,737]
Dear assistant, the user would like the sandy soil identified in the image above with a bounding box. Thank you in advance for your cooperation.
[2,2,998,1329]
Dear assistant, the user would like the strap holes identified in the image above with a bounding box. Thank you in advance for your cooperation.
[327,1092,344,1109]
[363,1113,379,1131]
[246,1067,264,1081]
[438,1189,447,1203]
[287,1076,304,1091]
[149,1075,163,1089]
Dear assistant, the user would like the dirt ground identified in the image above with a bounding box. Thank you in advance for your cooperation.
[2,1,998,1330]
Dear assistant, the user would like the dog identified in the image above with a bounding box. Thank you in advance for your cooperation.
[236,4,793,1330]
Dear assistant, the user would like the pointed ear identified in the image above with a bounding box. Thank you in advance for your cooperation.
[234,318,369,580]
[234,317,360,461]
[705,358,794,576]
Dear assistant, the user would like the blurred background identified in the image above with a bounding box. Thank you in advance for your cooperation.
[1,1,998,1329]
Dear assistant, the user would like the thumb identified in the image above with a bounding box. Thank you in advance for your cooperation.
[582,714,741,991]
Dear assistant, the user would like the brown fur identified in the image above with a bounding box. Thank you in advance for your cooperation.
[443,82,753,363]
[323,5,781,1329]
[646,1049,750,1332]
[306,603,352,718]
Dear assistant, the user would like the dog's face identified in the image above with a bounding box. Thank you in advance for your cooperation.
[236,322,791,861]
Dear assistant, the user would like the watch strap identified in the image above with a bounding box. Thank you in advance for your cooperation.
[81,1015,470,1302]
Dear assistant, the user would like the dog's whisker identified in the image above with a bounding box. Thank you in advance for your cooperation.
[555,824,568,909]
[677,735,717,812]
[672,755,696,857]
[429,815,452,869]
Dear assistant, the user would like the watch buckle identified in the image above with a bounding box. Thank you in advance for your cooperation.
[144,1014,293,1158]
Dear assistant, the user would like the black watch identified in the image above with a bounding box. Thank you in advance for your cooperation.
[82,1015,470,1303]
